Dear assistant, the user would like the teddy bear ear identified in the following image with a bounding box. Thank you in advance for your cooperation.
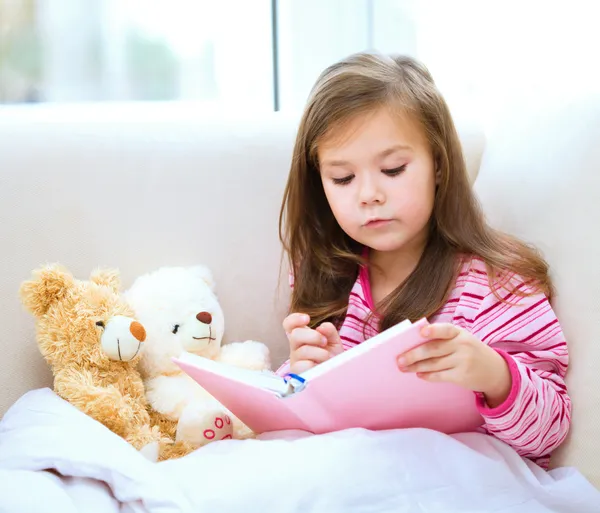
[190,265,216,291]
[19,263,75,317]
[89,267,121,292]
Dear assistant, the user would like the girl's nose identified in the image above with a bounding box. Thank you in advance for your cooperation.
[359,175,384,205]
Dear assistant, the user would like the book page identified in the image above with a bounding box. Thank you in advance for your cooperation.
[177,352,290,395]
[300,319,413,381]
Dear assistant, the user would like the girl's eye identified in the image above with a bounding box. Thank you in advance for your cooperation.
[172,324,180,334]
[332,175,354,185]
[382,164,407,176]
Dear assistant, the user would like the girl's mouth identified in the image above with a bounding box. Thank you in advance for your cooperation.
[365,218,393,228]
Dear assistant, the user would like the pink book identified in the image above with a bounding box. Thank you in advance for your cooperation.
[172,318,484,436]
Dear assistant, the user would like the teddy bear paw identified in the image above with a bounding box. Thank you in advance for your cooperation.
[199,414,234,444]
[176,405,234,447]
[139,441,160,462]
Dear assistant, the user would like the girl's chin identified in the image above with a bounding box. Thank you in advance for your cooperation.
[358,238,406,254]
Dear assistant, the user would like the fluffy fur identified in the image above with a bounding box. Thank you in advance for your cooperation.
[19,263,194,461]
[124,265,271,447]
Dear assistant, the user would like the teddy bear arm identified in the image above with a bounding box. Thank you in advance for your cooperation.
[124,376,154,415]
[54,368,149,438]
[217,340,271,371]
[145,372,228,422]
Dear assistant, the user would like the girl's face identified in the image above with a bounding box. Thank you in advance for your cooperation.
[318,106,437,256]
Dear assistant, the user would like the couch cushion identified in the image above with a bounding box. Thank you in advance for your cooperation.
[0,102,484,418]
[473,92,600,488]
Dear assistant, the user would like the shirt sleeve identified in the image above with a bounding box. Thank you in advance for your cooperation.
[468,277,571,464]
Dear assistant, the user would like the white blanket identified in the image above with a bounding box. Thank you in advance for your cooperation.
[0,388,598,513]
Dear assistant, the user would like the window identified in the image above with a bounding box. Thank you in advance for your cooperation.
[2,0,598,134]
[0,0,274,110]
[0,0,418,112]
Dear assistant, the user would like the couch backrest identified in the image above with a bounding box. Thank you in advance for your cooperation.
[473,91,600,487]
[0,102,484,418]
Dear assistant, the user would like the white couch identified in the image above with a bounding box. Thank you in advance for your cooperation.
[0,96,598,493]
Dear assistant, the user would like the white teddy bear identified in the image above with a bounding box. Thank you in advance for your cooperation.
[124,265,271,448]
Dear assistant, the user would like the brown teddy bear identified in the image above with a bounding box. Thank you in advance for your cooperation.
[19,263,194,461]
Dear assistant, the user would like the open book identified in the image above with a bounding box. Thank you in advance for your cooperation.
[173,317,484,436]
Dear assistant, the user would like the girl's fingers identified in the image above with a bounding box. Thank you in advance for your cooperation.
[397,339,454,368]
[315,322,337,340]
[289,359,317,374]
[399,354,455,374]
[293,344,331,364]
[421,322,461,340]
[283,313,310,335]
[289,327,327,351]
[315,322,344,353]
[416,369,455,383]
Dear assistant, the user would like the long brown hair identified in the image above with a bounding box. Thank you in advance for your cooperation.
[279,51,552,331]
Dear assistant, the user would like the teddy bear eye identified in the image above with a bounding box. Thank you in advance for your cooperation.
[172,324,180,334]
[96,321,105,328]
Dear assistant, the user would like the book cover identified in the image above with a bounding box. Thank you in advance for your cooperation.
[173,318,484,436]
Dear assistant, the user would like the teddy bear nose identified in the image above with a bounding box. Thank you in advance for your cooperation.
[130,321,146,342]
[196,311,212,324]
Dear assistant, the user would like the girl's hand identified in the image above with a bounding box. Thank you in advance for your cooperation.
[397,323,512,408]
[283,313,344,374]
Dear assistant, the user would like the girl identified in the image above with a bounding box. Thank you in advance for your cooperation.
[276,51,570,470]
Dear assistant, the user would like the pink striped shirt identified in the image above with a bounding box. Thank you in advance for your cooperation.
[277,255,571,469]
